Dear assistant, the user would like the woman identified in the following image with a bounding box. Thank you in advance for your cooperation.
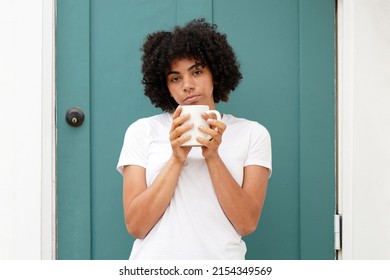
[117,19,272,259]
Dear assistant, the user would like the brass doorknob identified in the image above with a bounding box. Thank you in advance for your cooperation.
[65,107,85,127]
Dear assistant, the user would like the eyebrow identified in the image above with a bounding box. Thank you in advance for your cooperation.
[166,63,205,76]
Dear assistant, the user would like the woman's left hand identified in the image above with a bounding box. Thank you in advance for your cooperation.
[197,113,226,160]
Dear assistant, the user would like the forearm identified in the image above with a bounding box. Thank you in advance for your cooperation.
[124,107,193,239]
[205,156,263,236]
[124,156,184,239]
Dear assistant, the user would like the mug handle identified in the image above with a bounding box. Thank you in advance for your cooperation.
[206,110,222,133]
[206,110,221,121]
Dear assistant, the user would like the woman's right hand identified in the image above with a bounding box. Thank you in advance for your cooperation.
[169,106,193,162]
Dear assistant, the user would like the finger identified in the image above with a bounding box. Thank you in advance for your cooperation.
[201,112,209,121]
[196,136,212,147]
[198,125,220,140]
[172,134,192,147]
[172,113,190,129]
[201,112,219,121]
[171,111,190,132]
[170,122,193,141]
[206,119,226,134]
[174,113,190,126]
[172,106,189,128]
[172,105,182,120]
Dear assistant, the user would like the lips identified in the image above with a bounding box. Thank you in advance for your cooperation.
[184,95,201,104]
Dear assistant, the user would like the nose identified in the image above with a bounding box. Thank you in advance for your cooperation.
[182,75,195,92]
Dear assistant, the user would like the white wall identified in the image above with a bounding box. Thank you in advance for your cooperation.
[338,0,390,259]
[0,0,389,260]
[0,0,55,260]
[0,0,42,259]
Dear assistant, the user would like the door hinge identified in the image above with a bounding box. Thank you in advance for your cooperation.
[334,214,342,250]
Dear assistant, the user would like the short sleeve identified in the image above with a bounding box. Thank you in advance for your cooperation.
[116,119,148,175]
[244,122,272,177]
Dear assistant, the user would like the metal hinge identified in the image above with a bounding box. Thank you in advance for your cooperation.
[334,214,342,250]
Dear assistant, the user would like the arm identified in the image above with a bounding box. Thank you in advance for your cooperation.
[123,106,192,239]
[205,158,269,236]
[198,116,270,236]
[123,157,184,239]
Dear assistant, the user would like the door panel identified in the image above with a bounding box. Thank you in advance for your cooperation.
[214,0,302,259]
[57,0,335,260]
[57,0,91,259]
[89,0,176,261]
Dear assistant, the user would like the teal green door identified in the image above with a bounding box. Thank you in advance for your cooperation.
[57,0,335,260]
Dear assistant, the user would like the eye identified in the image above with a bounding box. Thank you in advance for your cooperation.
[193,70,202,76]
[169,76,181,83]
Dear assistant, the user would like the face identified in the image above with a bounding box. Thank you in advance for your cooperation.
[166,58,215,109]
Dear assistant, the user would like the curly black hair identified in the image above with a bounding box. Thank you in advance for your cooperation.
[140,18,242,112]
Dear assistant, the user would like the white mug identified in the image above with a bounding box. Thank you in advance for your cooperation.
[180,105,222,147]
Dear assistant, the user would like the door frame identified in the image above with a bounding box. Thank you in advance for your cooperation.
[46,0,342,260]
[41,0,57,260]
[335,0,353,260]
[335,0,390,260]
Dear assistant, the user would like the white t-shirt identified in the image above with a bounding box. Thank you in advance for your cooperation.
[117,113,272,259]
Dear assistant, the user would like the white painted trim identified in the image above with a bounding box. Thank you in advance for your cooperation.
[337,0,390,260]
[336,0,354,260]
[41,0,56,260]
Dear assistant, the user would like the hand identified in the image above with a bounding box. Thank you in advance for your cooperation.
[169,106,193,162]
[197,112,226,160]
